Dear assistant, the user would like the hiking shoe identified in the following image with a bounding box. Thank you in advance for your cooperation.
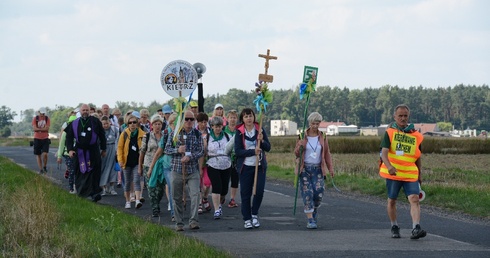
[391,225,401,238]
[410,224,427,239]
[125,202,131,209]
[307,218,318,229]
[252,215,260,228]
[189,222,200,230]
[214,208,222,220]
[176,225,184,231]
[202,199,211,211]
[244,220,253,229]
[312,208,318,223]
[135,200,143,209]
[228,199,238,208]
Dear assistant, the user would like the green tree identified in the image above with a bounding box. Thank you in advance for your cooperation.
[437,122,452,132]
[0,106,16,137]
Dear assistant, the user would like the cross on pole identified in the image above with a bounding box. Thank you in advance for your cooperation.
[258,49,277,83]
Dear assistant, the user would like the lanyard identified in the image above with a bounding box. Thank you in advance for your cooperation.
[307,137,319,152]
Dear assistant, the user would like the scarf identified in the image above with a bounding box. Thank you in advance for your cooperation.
[390,122,416,133]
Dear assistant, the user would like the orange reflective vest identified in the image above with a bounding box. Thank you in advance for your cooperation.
[379,128,423,182]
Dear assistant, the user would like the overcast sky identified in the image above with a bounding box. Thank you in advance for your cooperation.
[1,0,489,121]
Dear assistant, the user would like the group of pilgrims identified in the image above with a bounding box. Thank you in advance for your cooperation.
[56,101,333,231]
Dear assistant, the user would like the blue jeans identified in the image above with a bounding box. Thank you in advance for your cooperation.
[240,165,266,221]
[300,165,324,213]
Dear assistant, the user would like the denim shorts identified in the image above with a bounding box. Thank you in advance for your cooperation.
[386,179,419,199]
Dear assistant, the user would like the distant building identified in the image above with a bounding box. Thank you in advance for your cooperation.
[319,121,345,135]
[270,120,297,136]
[326,124,358,136]
[413,123,439,134]
[360,126,379,136]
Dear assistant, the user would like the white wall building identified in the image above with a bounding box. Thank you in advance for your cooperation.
[270,120,297,136]
[326,124,358,136]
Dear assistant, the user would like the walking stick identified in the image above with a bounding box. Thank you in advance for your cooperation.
[181,134,187,210]
[293,76,316,215]
[253,113,264,196]
[293,93,310,215]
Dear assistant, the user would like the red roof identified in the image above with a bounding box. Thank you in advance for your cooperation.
[320,121,346,128]
[413,123,438,134]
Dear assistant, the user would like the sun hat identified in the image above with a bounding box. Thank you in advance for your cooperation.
[150,114,164,124]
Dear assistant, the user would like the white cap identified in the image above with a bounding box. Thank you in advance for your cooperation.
[38,107,47,114]
[214,103,223,110]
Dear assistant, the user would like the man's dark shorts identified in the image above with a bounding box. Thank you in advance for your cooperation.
[33,138,50,155]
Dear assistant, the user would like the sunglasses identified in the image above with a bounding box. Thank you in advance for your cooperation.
[128,121,138,124]
[185,117,195,121]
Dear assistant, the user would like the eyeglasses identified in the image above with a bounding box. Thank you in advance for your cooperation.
[185,117,195,121]
[128,121,138,124]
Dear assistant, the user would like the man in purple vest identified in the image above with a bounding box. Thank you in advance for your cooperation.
[65,103,107,202]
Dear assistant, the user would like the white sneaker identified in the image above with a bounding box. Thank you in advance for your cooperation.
[101,190,107,196]
[252,215,260,228]
[110,186,118,195]
[69,189,76,194]
[125,202,131,209]
[136,200,143,209]
[244,220,253,229]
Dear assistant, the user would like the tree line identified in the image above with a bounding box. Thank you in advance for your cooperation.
[3,84,489,137]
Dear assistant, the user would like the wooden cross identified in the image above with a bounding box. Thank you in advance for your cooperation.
[258,49,277,83]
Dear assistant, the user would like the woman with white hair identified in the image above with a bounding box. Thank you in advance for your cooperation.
[294,112,334,229]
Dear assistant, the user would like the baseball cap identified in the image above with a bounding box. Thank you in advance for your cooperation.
[214,103,223,110]
[162,104,172,114]
[38,107,47,114]
[190,100,198,108]
[131,111,141,119]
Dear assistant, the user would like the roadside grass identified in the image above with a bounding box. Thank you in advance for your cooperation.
[267,153,490,219]
[0,156,231,258]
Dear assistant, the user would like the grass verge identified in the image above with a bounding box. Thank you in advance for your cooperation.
[0,156,231,258]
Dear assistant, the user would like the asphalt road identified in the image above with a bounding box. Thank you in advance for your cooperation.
[1,146,489,258]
